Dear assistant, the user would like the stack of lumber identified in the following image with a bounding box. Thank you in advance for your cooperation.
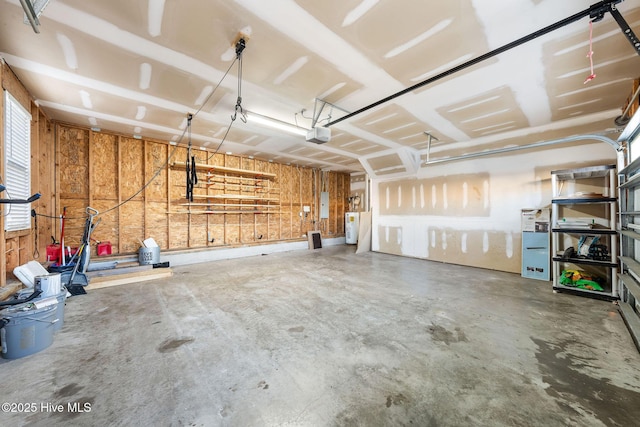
[86,263,172,290]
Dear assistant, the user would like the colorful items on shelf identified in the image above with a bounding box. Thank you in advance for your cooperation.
[559,269,604,291]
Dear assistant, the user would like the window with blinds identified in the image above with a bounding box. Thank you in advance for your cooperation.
[3,90,31,231]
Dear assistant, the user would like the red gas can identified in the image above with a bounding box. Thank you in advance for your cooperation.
[46,244,60,263]
[97,241,112,256]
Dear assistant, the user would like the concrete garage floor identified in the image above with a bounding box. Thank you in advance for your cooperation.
[1,245,640,426]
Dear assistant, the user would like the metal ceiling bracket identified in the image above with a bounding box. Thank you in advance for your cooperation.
[424,132,439,165]
[607,6,640,56]
[18,0,40,33]
[235,38,246,59]
[589,0,623,21]
[311,98,349,128]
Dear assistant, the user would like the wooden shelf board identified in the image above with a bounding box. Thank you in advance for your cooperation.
[189,194,279,201]
[176,202,279,208]
[206,182,278,191]
[168,210,276,214]
[172,161,276,179]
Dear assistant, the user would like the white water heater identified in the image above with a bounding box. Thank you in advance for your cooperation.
[345,212,359,244]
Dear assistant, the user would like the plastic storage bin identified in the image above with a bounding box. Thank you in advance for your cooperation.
[1,303,58,359]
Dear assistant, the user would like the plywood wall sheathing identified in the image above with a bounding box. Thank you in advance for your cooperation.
[118,201,144,253]
[170,147,189,202]
[146,201,168,249]
[120,138,145,201]
[169,213,189,248]
[59,199,91,249]
[59,127,90,199]
[241,212,255,243]
[188,212,208,248]
[90,199,119,256]
[268,161,281,240]
[145,142,168,201]
[91,133,118,199]
[226,213,240,244]
[255,210,268,242]
[51,124,349,261]
[209,213,225,246]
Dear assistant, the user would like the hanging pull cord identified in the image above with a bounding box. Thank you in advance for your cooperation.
[584,20,597,84]
[231,38,247,123]
[207,37,248,161]
[31,208,39,259]
[185,113,195,202]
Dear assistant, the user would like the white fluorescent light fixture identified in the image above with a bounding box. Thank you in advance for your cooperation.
[247,112,308,136]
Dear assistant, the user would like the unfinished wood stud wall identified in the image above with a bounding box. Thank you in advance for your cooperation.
[55,123,349,256]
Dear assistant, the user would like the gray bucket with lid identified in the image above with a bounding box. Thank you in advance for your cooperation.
[1,303,58,359]
[139,246,160,265]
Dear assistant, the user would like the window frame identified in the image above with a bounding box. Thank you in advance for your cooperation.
[3,89,32,232]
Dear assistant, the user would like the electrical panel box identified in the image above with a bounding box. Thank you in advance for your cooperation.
[320,192,329,219]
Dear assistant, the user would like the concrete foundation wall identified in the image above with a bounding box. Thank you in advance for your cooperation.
[371,141,618,274]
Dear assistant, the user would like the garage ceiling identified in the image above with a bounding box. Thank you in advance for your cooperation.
[1,0,639,176]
